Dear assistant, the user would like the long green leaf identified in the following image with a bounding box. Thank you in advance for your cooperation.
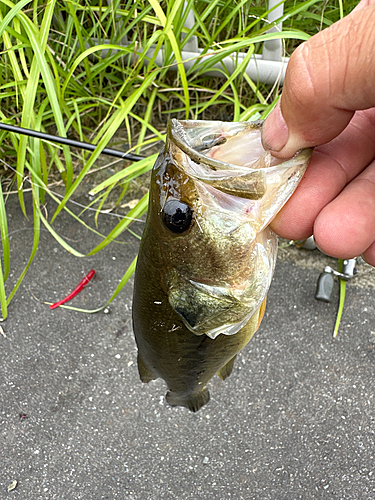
[333,259,346,338]
[51,71,157,223]
[0,179,10,281]
[89,154,156,195]
[87,192,149,256]
[0,0,31,38]
[0,256,7,320]
[6,190,40,305]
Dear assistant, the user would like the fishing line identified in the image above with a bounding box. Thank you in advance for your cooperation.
[0,122,145,161]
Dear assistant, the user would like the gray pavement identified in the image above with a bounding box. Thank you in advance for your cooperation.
[1,191,375,499]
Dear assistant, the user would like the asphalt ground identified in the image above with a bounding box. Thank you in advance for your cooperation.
[1,190,375,499]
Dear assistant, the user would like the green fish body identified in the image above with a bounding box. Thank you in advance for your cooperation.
[132,119,312,412]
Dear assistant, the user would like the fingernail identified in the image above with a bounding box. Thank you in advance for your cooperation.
[262,102,289,152]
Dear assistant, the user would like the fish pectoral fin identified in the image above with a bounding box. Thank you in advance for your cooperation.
[137,353,157,383]
[217,355,237,381]
[166,388,210,412]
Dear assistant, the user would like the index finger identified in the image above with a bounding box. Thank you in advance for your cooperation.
[270,108,375,239]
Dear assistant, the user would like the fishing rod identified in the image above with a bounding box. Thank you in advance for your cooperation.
[0,122,145,162]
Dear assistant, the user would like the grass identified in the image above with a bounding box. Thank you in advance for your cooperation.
[0,0,357,318]
[333,259,347,338]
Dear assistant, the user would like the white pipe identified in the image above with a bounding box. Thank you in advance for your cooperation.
[89,41,289,84]
[262,0,285,62]
[89,1,289,85]
[145,46,288,85]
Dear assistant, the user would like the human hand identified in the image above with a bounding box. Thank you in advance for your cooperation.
[261,0,375,266]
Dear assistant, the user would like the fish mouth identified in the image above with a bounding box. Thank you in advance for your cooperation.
[167,119,312,231]
[168,118,268,173]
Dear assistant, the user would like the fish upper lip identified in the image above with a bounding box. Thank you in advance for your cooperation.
[168,119,248,172]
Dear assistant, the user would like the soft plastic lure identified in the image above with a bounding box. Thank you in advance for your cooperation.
[49,270,96,309]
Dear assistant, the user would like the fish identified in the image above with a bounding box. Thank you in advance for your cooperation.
[132,119,312,412]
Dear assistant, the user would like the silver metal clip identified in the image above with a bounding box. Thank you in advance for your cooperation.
[323,258,358,281]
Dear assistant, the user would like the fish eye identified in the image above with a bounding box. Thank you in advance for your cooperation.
[162,200,193,234]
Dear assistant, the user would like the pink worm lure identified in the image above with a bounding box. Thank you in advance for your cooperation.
[49,270,96,310]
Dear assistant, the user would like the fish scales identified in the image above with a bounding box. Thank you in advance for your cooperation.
[132,119,312,412]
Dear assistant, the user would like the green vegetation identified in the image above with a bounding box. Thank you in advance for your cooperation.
[333,259,347,338]
[0,0,356,317]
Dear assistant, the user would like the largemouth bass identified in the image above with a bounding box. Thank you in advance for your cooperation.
[132,119,312,412]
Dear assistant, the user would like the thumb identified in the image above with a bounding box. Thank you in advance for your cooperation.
[262,4,375,158]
